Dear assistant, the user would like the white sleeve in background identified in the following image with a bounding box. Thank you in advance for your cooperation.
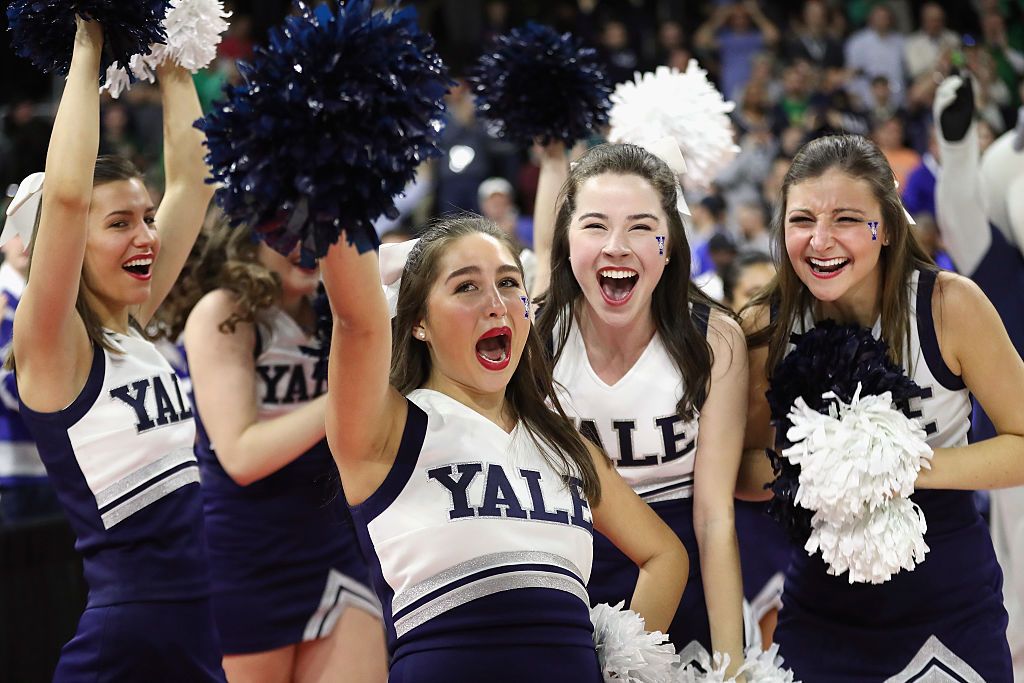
[934,122,990,276]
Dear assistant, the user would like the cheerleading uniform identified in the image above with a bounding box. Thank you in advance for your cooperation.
[773,269,1012,682]
[195,306,379,654]
[734,500,788,624]
[551,304,752,659]
[17,329,225,682]
[348,388,600,682]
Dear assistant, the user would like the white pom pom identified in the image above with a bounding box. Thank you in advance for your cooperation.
[783,386,932,522]
[676,645,799,682]
[807,497,930,584]
[608,62,739,190]
[101,62,133,99]
[139,0,231,73]
[591,602,679,682]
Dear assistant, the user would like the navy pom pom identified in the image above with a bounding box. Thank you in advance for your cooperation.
[468,22,611,146]
[196,0,451,260]
[765,321,927,543]
[298,284,332,382]
[7,0,167,82]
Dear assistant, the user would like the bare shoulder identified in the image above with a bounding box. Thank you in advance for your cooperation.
[707,309,745,350]
[184,289,257,351]
[739,301,771,337]
[933,270,988,317]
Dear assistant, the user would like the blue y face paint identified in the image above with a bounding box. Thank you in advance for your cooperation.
[655,235,666,255]
[868,221,879,240]
[520,295,530,319]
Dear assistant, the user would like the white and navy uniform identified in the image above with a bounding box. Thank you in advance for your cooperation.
[349,389,601,682]
[18,329,225,682]
[194,306,379,654]
[552,303,746,658]
[774,269,1012,682]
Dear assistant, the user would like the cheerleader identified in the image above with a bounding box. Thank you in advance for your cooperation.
[741,133,1024,681]
[177,218,386,681]
[529,142,748,672]
[320,215,688,682]
[7,19,224,681]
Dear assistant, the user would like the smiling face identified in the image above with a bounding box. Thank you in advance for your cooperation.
[784,167,885,306]
[416,232,530,396]
[257,243,320,299]
[568,172,669,330]
[81,178,159,310]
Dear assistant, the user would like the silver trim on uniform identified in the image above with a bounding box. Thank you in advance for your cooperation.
[100,466,200,529]
[302,568,382,641]
[94,447,197,508]
[884,635,986,683]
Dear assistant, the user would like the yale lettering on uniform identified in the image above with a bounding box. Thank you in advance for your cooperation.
[109,373,194,433]
[257,364,327,404]
[426,463,592,532]
[575,416,695,467]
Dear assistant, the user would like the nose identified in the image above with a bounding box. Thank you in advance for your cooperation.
[484,285,508,319]
[601,229,632,258]
[809,219,833,252]
[133,221,157,247]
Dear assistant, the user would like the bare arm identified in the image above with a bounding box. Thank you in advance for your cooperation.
[916,273,1024,490]
[321,238,407,504]
[589,443,688,633]
[135,64,216,325]
[184,290,329,486]
[14,19,102,410]
[736,304,775,501]
[693,312,747,673]
[529,141,567,299]
[744,0,780,46]
[694,5,730,51]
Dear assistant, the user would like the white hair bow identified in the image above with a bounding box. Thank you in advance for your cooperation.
[379,238,419,319]
[2,172,44,250]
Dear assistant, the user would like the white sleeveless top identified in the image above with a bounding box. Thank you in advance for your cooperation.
[254,306,326,419]
[552,315,705,503]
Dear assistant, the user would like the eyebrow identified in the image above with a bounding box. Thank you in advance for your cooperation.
[445,264,521,283]
[105,207,157,218]
[576,212,661,222]
[787,207,866,215]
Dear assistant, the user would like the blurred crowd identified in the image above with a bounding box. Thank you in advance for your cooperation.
[2,0,1023,295]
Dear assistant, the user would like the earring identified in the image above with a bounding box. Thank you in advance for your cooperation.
[868,221,879,241]
[416,330,425,339]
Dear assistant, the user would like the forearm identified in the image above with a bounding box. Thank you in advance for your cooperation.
[530,143,567,298]
[158,64,214,197]
[629,543,688,634]
[216,395,329,486]
[918,436,1024,491]
[697,520,746,672]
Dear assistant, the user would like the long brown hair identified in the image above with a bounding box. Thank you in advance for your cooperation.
[152,212,281,340]
[746,134,935,373]
[391,215,603,503]
[7,155,144,372]
[535,143,727,420]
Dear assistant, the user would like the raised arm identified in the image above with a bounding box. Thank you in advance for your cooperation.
[530,140,568,299]
[916,273,1024,490]
[320,239,407,504]
[588,441,688,633]
[692,312,747,674]
[184,290,329,486]
[136,64,216,325]
[13,19,102,409]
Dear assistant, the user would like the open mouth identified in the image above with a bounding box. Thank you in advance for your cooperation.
[598,268,638,305]
[806,257,850,279]
[475,326,512,371]
[122,255,154,280]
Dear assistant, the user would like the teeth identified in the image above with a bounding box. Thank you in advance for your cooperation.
[809,257,848,267]
[600,269,637,279]
[124,257,153,267]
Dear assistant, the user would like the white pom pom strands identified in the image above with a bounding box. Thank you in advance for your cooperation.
[590,602,679,683]
[103,0,230,98]
[677,645,799,682]
[782,384,934,584]
[608,62,739,191]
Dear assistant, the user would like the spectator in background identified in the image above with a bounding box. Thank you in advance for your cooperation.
[690,194,729,278]
[598,19,640,86]
[716,118,776,221]
[807,67,871,137]
[762,155,791,217]
[735,200,772,253]
[845,4,907,108]
[911,213,956,271]
[981,12,1024,113]
[98,101,148,173]
[784,0,844,70]
[873,116,920,187]
[771,62,814,134]
[695,0,780,102]
[866,76,904,127]
[902,124,941,219]
[904,3,960,81]
[434,79,496,215]
[477,176,533,248]
[655,20,688,68]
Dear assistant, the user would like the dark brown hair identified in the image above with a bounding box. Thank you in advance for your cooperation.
[391,215,603,503]
[7,155,144,372]
[535,143,728,420]
[151,212,280,341]
[745,134,935,372]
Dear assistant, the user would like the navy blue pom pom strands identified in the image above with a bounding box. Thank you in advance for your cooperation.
[7,0,168,83]
[196,0,451,260]
[469,22,611,147]
[764,321,927,543]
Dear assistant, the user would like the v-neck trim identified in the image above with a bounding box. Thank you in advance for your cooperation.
[567,320,659,390]
[410,388,519,437]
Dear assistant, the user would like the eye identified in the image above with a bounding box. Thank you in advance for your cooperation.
[144,215,157,225]
[629,224,653,232]
[499,277,521,288]
[787,216,813,225]
[582,222,606,231]
[454,281,477,293]
[109,221,129,229]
